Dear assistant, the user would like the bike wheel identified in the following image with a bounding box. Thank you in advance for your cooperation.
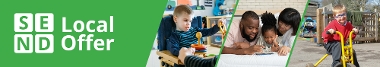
[334,63,356,67]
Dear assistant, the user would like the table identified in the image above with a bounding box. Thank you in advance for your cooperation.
[216,52,289,67]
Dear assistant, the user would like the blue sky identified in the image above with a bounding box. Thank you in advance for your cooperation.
[367,0,379,5]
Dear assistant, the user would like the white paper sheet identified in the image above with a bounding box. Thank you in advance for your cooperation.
[217,52,289,67]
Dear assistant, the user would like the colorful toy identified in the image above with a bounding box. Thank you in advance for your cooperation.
[301,17,317,38]
[306,31,356,67]
[218,18,227,36]
[191,32,207,51]
[218,19,227,46]
[213,0,225,16]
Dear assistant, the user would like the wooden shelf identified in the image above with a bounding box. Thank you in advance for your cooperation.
[205,16,230,45]
[210,44,222,48]
[206,16,232,19]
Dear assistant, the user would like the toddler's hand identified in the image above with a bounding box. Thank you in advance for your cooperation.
[328,29,335,34]
[273,35,278,45]
[353,28,359,34]
[271,35,279,52]
[218,18,227,27]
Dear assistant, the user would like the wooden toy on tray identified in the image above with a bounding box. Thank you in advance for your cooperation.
[191,32,207,52]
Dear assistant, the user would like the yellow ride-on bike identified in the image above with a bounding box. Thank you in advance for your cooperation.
[306,31,356,67]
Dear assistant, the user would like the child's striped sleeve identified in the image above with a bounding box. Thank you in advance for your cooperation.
[197,24,220,37]
[184,55,218,67]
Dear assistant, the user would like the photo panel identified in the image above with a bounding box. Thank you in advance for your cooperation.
[145,0,237,67]
[217,0,308,67]
[288,0,380,67]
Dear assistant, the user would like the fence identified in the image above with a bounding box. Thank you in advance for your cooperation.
[316,8,379,44]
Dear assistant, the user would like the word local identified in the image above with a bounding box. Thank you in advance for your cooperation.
[61,16,115,51]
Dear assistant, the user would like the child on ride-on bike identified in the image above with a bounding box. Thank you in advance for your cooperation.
[322,4,360,67]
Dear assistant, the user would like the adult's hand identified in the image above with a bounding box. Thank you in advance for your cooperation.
[178,47,195,63]
[232,42,251,49]
[251,45,264,53]
[238,45,264,55]
[278,46,290,56]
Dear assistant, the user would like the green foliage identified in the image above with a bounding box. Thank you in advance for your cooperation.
[350,11,363,26]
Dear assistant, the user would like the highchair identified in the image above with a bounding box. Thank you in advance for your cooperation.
[156,15,206,67]
[156,32,207,67]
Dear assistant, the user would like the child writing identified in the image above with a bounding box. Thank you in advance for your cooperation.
[166,5,223,56]
[260,12,280,52]
[322,4,360,67]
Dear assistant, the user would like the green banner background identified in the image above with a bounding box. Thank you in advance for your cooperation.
[0,0,167,67]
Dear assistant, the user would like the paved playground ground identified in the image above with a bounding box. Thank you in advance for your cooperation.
[288,38,380,67]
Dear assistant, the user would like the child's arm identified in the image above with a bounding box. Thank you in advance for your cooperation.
[222,46,249,54]
[322,23,335,43]
[347,23,357,40]
[221,29,251,54]
[184,55,217,67]
[166,35,181,56]
[197,24,220,37]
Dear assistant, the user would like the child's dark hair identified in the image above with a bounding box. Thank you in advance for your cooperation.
[278,8,301,35]
[261,11,278,35]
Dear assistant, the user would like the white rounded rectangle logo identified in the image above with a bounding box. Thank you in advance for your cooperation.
[14,34,33,53]
[14,13,55,54]
[14,13,33,32]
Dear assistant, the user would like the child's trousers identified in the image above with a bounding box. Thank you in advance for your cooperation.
[324,41,360,67]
